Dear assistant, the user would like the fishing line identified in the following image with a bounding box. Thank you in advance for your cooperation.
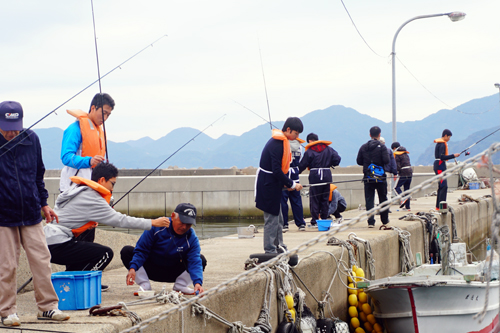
[231,99,279,130]
[112,114,227,207]
[0,35,167,159]
[460,127,500,155]
[90,0,109,161]
[257,36,272,130]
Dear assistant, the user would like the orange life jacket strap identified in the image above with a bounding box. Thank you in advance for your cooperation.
[394,151,409,156]
[304,140,332,151]
[72,222,98,238]
[271,129,291,174]
[328,184,338,202]
[434,138,449,156]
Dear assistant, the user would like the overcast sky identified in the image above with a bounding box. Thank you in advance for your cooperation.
[1,0,499,142]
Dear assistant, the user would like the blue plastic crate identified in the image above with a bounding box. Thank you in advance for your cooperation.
[469,181,480,190]
[51,271,101,310]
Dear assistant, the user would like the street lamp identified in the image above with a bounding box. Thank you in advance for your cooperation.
[391,11,466,142]
[495,83,500,125]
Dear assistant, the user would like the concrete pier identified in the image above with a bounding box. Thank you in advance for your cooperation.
[11,187,493,332]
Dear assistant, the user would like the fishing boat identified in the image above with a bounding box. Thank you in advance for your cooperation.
[365,243,500,333]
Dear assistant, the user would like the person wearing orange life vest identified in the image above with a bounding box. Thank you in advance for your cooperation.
[255,117,304,254]
[298,133,341,227]
[328,184,347,223]
[59,93,115,193]
[434,129,460,210]
[44,163,169,291]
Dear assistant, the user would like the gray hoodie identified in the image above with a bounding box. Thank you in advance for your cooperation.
[44,184,151,245]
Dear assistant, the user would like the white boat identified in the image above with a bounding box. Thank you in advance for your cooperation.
[365,249,499,333]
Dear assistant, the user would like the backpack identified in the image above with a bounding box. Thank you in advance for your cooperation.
[367,163,385,182]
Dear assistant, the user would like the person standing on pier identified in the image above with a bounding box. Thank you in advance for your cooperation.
[122,203,206,295]
[391,142,413,210]
[281,138,307,232]
[0,101,70,326]
[59,93,115,193]
[255,117,304,253]
[298,133,341,227]
[357,126,390,228]
[434,129,460,210]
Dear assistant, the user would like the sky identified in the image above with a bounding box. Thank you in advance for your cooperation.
[1,0,499,143]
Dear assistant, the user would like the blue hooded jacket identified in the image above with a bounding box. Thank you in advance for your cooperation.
[129,221,203,286]
[0,130,48,227]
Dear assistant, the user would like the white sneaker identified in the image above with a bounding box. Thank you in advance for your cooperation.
[37,309,70,321]
[1,313,20,326]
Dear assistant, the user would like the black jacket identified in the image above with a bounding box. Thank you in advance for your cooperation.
[0,130,48,227]
[394,146,412,177]
[357,139,390,181]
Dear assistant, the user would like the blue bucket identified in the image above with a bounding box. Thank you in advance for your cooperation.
[469,181,480,190]
[317,220,332,231]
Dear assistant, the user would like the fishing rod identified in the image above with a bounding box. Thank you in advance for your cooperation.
[90,0,109,161]
[231,100,279,130]
[257,37,273,130]
[459,127,500,156]
[112,114,227,207]
[0,34,167,158]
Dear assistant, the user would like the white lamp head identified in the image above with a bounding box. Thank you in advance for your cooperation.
[447,12,466,22]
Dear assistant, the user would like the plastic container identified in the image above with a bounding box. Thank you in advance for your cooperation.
[51,271,102,310]
[237,227,255,238]
[317,220,332,231]
[468,181,480,190]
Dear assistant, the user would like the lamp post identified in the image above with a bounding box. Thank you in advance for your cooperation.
[391,11,466,142]
[495,83,500,125]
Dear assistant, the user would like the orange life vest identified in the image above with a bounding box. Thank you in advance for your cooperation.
[69,176,112,237]
[328,184,338,202]
[67,109,106,167]
[434,138,449,156]
[394,150,409,156]
[304,140,332,151]
[271,129,292,174]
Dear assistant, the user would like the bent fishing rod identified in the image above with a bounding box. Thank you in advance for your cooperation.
[258,36,273,130]
[112,114,227,207]
[459,127,500,156]
[90,0,109,161]
[0,34,167,158]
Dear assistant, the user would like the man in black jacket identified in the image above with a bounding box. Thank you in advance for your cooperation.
[356,126,390,227]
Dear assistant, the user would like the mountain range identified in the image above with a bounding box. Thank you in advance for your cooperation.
[34,94,500,170]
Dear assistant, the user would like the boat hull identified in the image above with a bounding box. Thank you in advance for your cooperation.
[366,277,500,333]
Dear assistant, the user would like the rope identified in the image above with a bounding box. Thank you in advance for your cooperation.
[380,225,414,273]
[347,233,376,280]
[119,143,500,333]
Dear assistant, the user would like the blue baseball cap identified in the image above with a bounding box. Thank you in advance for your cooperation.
[0,101,23,131]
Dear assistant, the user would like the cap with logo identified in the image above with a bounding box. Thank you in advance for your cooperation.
[174,203,197,226]
[0,101,24,131]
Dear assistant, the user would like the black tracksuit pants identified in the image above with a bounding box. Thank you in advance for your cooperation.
[309,184,330,224]
[364,180,389,226]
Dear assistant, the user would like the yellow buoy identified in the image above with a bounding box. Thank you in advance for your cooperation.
[373,323,383,332]
[285,294,294,309]
[348,294,358,306]
[289,308,296,322]
[351,317,360,328]
[348,271,357,283]
[355,268,365,282]
[362,303,372,315]
[358,301,364,311]
[359,311,367,323]
[348,306,358,318]
[358,291,368,303]
[364,321,373,332]
[348,283,358,295]
[367,314,376,325]
[354,327,366,333]
[352,265,358,272]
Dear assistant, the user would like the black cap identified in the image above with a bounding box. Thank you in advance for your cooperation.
[0,101,23,131]
[174,203,197,226]
[391,142,400,150]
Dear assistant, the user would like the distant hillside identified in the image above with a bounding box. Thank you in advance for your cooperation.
[34,94,500,169]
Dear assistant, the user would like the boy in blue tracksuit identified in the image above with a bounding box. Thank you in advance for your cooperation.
[281,139,307,232]
[299,133,341,226]
[121,203,206,295]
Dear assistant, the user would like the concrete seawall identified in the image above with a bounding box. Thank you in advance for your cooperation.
[13,188,492,332]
